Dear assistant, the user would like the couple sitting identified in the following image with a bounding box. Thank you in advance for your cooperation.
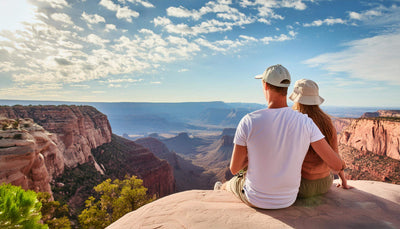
[216,64,351,209]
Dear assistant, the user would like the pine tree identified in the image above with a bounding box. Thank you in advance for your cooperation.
[0,183,48,229]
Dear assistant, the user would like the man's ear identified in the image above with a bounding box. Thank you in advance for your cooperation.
[263,81,268,90]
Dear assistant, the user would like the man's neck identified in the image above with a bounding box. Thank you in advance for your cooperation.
[267,96,288,109]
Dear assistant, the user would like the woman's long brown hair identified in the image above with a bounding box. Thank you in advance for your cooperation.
[292,103,336,148]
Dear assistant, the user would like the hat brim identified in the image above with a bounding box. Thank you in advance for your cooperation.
[254,74,262,79]
[289,92,324,105]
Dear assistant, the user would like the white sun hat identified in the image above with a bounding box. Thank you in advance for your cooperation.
[254,64,291,87]
[289,79,324,105]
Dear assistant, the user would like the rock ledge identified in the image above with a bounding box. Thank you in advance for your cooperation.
[108,180,400,229]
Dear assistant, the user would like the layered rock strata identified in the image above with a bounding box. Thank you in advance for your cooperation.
[339,118,400,160]
[92,135,175,197]
[0,118,58,193]
[0,105,112,173]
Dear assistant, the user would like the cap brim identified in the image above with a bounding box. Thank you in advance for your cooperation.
[254,74,263,79]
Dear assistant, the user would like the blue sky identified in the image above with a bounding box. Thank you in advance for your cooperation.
[0,0,399,107]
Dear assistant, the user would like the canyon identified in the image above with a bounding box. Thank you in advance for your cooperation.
[1,102,399,218]
[0,105,175,212]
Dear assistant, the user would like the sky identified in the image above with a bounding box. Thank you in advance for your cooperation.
[0,0,399,107]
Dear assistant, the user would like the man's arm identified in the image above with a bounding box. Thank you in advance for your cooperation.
[230,144,248,175]
[310,138,344,172]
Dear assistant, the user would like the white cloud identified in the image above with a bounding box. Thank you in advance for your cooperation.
[81,12,106,24]
[99,0,118,11]
[108,83,122,88]
[178,68,189,72]
[36,0,69,9]
[86,34,110,47]
[105,24,117,32]
[70,84,90,89]
[124,0,155,8]
[349,10,382,21]
[281,0,306,10]
[195,35,257,52]
[260,31,296,44]
[347,5,400,26]
[258,18,271,24]
[167,6,202,20]
[116,6,139,22]
[105,78,143,83]
[154,15,255,36]
[99,0,139,22]
[239,35,257,42]
[304,32,400,84]
[0,83,64,99]
[50,13,73,25]
[303,18,346,27]
[241,0,307,22]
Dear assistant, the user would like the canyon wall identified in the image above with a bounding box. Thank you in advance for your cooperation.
[339,118,400,160]
[92,135,175,197]
[0,105,112,170]
[0,118,58,194]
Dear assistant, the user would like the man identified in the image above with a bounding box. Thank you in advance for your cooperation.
[221,64,344,209]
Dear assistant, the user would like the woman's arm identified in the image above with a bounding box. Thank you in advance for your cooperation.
[331,128,352,189]
[230,144,248,175]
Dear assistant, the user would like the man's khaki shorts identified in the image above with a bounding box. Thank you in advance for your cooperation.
[226,172,255,207]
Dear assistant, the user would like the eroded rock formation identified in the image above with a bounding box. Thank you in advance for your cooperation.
[0,118,58,194]
[1,105,175,204]
[0,105,112,168]
[92,135,175,197]
[339,118,400,160]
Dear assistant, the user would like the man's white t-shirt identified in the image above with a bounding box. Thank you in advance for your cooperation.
[234,107,324,209]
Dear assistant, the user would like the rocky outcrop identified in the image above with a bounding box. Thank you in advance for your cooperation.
[0,118,59,194]
[92,135,175,197]
[0,105,112,170]
[135,137,211,192]
[330,117,352,134]
[107,180,400,229]
[339,118,400,160]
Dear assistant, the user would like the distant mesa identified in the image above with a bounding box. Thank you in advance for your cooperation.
[361,110,400,118]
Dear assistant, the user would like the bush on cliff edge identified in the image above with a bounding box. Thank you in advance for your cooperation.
[0,183,47,229]
[78,175,154,228]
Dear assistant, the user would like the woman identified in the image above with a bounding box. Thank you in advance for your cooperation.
[289,79,351,198]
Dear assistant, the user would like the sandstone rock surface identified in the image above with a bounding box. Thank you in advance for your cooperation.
[0,105,112,168]
[108,180,400,229]
[0,118,57,194]
[339,118,400,160]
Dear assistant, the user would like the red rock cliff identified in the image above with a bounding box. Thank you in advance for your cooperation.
[0,118,58,194]
[0,105,112,170]
[339,118,400,160]
[92,135,175,197]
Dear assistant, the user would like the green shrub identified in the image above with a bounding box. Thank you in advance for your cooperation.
[78,175,154,228]
[0,183,48,229]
